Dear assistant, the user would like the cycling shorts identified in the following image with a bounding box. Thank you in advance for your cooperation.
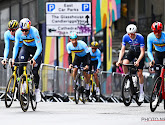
[124,49,145,69]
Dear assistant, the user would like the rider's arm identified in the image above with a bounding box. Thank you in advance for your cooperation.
[68,53,72,65]
[97,50,101,69]
[137,47,145,63]
[4,32,10,59]
[147,35,154,61]
[137,36,145,62]
[33,30,42,60]
[86,52,91,65]
[12,31,20,60]
[118,45,125,63]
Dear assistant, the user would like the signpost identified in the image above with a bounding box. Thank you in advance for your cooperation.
[46,2,91,36]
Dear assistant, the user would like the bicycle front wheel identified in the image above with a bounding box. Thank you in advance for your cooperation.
[5,75,16,108]
[122,75,133,106]
[150,77,162,112]
[28,75,37,111]
[19,74,30,112]
[74,76,80,104]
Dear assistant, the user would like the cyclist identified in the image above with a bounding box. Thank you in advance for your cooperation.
[67,32,90,90]
[12,18,42,102]
[116,24,145,102]
[147,21,165,86]
[87,41,101,96]
[1,20,23,65]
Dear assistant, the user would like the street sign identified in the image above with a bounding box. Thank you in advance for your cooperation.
[46,25,91,36]
[46,2,91,36]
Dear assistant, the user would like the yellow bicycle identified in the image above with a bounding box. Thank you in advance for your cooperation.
[5,65,19,108]
[18,62,37,112]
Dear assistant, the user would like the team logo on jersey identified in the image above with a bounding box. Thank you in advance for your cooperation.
[36,36,39,39]
[154,39,157,41]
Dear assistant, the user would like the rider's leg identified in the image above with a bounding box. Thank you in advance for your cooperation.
[122,59,130,74]
[137,69,144,93]
[94,73,100,95]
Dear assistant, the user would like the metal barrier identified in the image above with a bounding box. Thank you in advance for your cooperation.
[0,62,155,103]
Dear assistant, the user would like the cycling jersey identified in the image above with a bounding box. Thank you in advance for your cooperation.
[122,33,145,52]
[88,47,101,69]
[12,26,42,60]
[3,30,23,59]
[67,40,89,57]
[147,31,165,61]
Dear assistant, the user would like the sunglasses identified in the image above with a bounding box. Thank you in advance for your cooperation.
[128,33,135,35]
[21,29,29,32]
[9,29,16,32]
[92,48,97,50]
[153,30,162,34]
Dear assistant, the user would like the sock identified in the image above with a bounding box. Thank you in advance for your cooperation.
[96,87,100,92]
[86,83,89,90]
[140,83,144,93]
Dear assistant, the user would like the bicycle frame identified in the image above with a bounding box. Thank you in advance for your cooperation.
[22,66,29,94]
[158,66,165,99]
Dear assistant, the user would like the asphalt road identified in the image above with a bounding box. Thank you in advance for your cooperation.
[0,101,165,125]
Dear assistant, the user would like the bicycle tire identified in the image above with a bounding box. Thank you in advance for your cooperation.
[5,75,16,108]
[28,75,37,111]
[74,76,80,104]
[150,77,162,112]
[18,74,30,112]
[122,75,133,106]
[164,100,165,110]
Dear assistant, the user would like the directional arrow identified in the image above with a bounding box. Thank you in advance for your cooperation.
[48,29,56,32]
[85,15,89,25]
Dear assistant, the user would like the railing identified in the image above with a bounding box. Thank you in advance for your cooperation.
[0,61,155,102]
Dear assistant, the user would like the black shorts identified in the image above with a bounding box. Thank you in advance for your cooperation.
[124,49,144,69]
[73,55,88,68]
[89,60,98,72]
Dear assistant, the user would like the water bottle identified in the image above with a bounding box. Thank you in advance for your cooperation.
[132,76,137,87]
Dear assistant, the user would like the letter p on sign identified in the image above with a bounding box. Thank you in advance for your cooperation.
[47,4,55,12]
[82,4,89,11]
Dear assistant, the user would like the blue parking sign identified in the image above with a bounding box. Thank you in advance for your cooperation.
[47,4,55,12]
[82,4,89,11]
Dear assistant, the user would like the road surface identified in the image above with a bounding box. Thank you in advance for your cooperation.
[0,101,165,125]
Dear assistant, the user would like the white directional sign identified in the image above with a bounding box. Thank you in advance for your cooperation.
[46,2,91,36]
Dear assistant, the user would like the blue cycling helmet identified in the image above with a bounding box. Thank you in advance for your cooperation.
[69,32,78,39]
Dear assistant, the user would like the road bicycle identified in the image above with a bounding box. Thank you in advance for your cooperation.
[5,64,19,108]
[18,61,37,112]
[121,64,143,106]
[150,64,165,112]
[88,70,100,102]
[74,66,86,104]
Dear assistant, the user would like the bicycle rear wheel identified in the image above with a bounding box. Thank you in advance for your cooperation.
[150,77,162,112]
[19,74,30,112]
[5,75,16,108]
[122,75,133,106]
[28,75,37,111]
[81,86,86,104]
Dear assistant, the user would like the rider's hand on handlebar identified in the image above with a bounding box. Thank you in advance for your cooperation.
[1,59,7,65]
[96,69,99,74]
[69,64,73,69]
[11,59,15,67]
[116,61,122,67]
[149,60,155,67]
[84,65,89,70]
[30,58,36,67]
[134,60,139,67]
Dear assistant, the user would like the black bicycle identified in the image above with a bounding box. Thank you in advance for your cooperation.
[121,64,143,106]
[74,66,86,104]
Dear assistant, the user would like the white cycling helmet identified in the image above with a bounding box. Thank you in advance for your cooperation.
[19,18,31,29]
[126,24,137,34]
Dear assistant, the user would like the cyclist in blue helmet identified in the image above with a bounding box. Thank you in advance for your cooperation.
[67,32,91,90]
